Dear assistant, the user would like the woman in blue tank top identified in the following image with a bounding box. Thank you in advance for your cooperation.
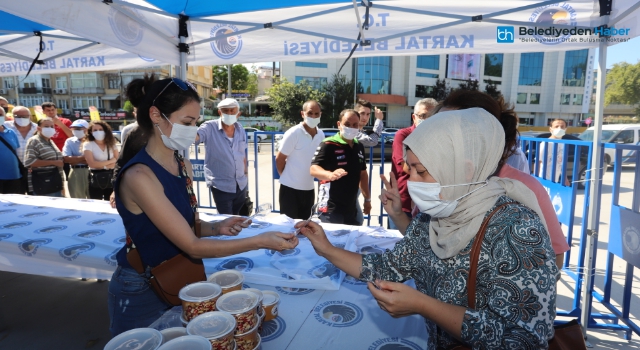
[108,75,299,337]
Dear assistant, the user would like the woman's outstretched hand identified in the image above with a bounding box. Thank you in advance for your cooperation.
[368,280,423,318]
[295,220,333,257]
[258,231,299,251]
[218,217,250,236]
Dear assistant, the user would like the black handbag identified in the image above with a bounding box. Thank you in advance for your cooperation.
[31,167,63,195]
[89,145,114,189]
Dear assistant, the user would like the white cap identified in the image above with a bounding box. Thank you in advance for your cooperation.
[217,98,239,109]
[70,119,90,128]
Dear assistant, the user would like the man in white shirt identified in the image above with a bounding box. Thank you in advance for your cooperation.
[276,100,325,219]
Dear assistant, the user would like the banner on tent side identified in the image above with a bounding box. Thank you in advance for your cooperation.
[536,177,574,225]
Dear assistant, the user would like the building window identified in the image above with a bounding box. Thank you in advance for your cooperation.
[56,99,68,110]
[573,94,583,105]
[517,93,527,104]
[3,79,14,89]
[295,76,327,91]
[108,76,120,89]
[72,96,103,109]
[560,93,571,105]
[416,72,439,78]
[518,52,544,86]
[121,75,144,87]
[484,54,503,77]
[56,76,68,89]
[415,85,434,98]
[519,117,534,126]
[483,79,501,85]
[416,55,439,70]
[562,49,589,87]
[70,73,103,88]
[19,95,45,106]
[356,56,391,94]
[530,93,540,104]
[295,62,328,68]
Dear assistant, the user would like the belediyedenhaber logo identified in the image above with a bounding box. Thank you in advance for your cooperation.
[497,25,631,44]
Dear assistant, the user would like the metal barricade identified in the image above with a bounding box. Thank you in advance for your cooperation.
[588,143,640,339]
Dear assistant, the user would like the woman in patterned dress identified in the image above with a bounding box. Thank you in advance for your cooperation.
[297,108,558,349]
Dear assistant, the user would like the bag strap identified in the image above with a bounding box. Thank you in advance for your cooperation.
[467,202,515,309]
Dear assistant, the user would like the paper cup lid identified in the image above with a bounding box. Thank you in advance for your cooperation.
[261,291,280,305]
[244,288,263,303]
[104,328,163,350]
[158,335,212,350]
[160,327,188,344]
[187,311,236,339]
[216,291,258,314]
[179,282,222,302]
[208,270,244,288]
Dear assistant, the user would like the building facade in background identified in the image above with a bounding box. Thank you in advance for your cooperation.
[281,50,606,128]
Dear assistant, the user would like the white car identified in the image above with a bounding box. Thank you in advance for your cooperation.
[244,128,266,143]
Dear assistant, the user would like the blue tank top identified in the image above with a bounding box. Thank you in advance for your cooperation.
[115,148,195,268]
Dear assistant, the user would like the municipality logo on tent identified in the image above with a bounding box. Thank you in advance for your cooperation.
[210,24,243,59]
[108,7,145,46]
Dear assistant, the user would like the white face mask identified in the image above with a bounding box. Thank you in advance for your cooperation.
[72,130,86,139]
[551,128,566,138]
[340,126,359,140]
[40,127,56,138]
[221,113,238,125]
[157,113,198,151]
[15,117,31,127]
[407,180,488,218]
[92,130,105,141]
[304,116,321,128]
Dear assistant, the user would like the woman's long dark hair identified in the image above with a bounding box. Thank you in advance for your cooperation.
[117,74,200,167]
[440,90,519,167]
[87,121,117,149]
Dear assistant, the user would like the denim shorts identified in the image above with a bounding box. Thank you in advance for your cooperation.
[108,266,171,337]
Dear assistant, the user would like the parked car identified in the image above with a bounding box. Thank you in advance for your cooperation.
[579,124,640,168]
[244,127,266,143]
[522,132,592,189]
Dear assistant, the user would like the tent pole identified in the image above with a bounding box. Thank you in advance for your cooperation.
[13,76,19,105]
[579,20,608,339]
[179,35,187,80]
[228,64,232,98]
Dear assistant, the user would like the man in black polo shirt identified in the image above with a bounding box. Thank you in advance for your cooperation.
[311,109,371,225]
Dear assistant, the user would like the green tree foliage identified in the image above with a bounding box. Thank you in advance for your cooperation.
[605,62,640,116]
[428,79,450,101]
[484,79,503,100]
[246,66,259,98]
[212,65,251,94]
[122,100,134,112]
[320,74,354,128]
[457,78,480,91]
[266,78,325,126]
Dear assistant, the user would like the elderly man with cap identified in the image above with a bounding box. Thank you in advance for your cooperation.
[3,106,37,194]
[195,98,248,215]
[62,119,90,198]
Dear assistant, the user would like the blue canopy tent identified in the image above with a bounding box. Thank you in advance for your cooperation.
[4,0,640,341]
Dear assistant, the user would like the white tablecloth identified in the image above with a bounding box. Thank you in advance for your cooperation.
[0,194,429,348]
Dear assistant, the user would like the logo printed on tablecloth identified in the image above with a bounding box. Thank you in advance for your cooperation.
[0,233,14,241]
[104,248,120,266]
[259,317,286,342]
[1,221,32,229]
[313,301,363,327]
[19,212,47,218]
[358,245,385,255]
[74,230,106,238]
[113,236,127,245]
[215,257,254,272]
[328,229,351,237]
[0,209,17,214]
[34,225,67,234]
[342,274,366,286]
[368,337,423,350]
[18,238,52,257]
[59,243,96,261]
[275,274,315,295]
[3,203,19,206]
[209,24,243,59]
[308,262,340,281]
[53,215,81,222]
[87,218,116,226]
[108,7,145,46]
[264,247,301,257]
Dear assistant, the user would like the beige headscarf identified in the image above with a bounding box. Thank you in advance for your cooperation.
[404,108,548,259]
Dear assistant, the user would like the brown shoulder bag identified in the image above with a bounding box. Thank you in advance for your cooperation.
[447,202,587,350]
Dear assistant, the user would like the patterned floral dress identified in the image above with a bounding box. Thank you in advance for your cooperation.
[362,196,558,349]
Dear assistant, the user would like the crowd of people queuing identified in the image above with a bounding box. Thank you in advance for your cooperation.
[1,77,570,348]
